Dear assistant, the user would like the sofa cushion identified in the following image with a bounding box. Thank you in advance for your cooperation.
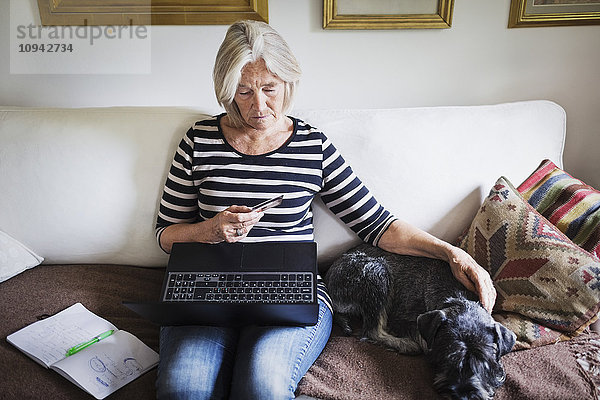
[296,100,566,266]
[518,159,600,260]
[0,230,43,282]
[0,107,204,267]
[458,176,600,348]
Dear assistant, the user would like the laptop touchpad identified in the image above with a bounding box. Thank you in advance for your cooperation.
[241,244,285,270]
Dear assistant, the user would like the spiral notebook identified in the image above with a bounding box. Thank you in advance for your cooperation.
[7,303,158,399]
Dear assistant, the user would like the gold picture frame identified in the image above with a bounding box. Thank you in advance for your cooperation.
[509,0,600,28]
[37,0,268,26]
[323,0,454,30]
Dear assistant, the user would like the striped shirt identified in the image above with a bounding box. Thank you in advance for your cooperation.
[155,114,396,311]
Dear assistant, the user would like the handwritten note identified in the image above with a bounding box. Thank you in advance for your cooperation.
[53,330,158,398]
[7,303,158,399]
[7,303,116,367]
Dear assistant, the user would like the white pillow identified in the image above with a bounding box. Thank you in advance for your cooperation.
[0,230,44,282]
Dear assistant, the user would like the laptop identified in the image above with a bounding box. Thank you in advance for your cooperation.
[123,241,319,327]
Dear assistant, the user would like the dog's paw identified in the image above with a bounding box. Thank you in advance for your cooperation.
[359,337,384,349]
[333,313,354,336]
[402,346,424,356]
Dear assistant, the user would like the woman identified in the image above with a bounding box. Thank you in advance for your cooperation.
[155,20,496,400]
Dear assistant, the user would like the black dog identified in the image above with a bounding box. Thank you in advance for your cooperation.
[325,244,516,400]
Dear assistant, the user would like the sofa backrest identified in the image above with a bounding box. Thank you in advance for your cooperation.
[0,101,565,268]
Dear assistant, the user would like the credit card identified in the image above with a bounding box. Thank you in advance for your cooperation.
[251,195,284,212]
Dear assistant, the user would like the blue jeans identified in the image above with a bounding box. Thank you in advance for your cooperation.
[156,300,332,400]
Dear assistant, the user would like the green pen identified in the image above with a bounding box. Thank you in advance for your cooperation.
[65,330,114,357]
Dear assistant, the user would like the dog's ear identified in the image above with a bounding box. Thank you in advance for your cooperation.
[494,323,516,359]
[417,310,447,350]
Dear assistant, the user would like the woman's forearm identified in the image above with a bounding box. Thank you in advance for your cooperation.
[159,220,218,253]
[377,219,497,312]
[377,219,453,261]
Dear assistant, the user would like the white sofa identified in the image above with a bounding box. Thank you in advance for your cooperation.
[4,101,595,400]
[0,101,565,267]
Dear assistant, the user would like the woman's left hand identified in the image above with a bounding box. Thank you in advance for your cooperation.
[446,246,496,313]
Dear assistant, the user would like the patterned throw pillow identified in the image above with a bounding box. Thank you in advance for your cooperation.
[518,159,600,260]
[492,312,563,350]
[459,177,600,348]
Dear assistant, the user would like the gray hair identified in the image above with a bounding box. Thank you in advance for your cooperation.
[213,20,301,128]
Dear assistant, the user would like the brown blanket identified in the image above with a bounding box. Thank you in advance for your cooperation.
[296,327,600,400]
[2,264,599,399]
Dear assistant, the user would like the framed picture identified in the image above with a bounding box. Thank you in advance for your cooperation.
[508,0,600,28]
[323,0,454,29]
[37,0,268,26]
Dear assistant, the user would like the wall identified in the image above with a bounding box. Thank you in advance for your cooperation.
[1,0,599,187]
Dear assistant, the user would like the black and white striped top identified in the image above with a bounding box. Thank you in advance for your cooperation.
[156,114,396,311]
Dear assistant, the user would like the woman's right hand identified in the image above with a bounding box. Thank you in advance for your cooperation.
[159,206,264,252]
[207,205,263,243]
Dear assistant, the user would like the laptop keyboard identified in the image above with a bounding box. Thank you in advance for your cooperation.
[163,272,314,303]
